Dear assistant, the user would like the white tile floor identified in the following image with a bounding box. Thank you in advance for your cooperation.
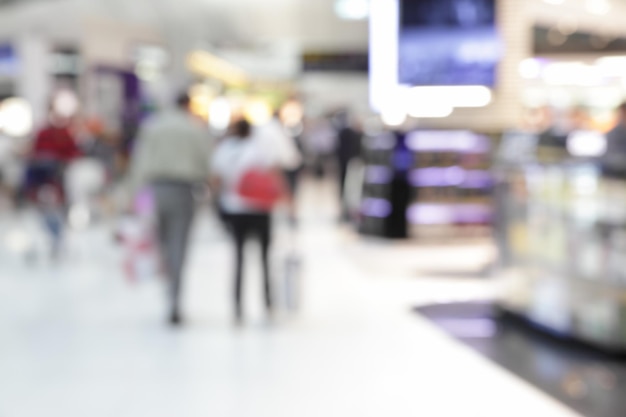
[0,182,582,417]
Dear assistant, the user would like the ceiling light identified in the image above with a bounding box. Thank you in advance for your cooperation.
[335,0,369,21]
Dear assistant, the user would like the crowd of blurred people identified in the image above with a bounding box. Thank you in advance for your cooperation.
[0,89,365,326]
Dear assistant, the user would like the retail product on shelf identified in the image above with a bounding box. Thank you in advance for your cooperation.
[359,130,494,238]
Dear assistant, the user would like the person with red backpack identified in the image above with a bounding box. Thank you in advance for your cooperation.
[211,118,287,324]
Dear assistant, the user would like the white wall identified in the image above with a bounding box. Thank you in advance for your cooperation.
[299,73,370,116]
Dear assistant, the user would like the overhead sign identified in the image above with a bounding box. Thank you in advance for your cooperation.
[302,52,368,73]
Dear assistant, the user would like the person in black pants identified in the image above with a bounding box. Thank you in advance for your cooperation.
[211,119,280,323]
[228,213,272,321]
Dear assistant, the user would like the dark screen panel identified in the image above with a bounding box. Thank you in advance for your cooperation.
[398,0,501,86]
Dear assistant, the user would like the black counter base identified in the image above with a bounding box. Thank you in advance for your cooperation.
[415,302,626,417]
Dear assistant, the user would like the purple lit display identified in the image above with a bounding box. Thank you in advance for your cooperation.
[408,203,492,225]
[366,166,394,185]
[406,130,491,153]
[409,167,493,188]
[0,45,17,77]
[361,198,393,218]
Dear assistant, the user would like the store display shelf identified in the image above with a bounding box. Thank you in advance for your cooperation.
[497,158,626,352]
[407,203,493,226]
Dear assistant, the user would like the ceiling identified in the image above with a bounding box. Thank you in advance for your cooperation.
[0,0,368,52]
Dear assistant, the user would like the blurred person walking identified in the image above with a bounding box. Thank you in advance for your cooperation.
[333,111,362,221]
[129,93,212,326]
[25,103,82,259]
[211,119,286,324]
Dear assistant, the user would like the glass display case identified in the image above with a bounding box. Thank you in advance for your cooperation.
[496,151,626,352]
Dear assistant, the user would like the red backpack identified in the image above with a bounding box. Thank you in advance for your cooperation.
[237,168,285,211]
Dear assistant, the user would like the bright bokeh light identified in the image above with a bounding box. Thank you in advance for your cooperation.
[279,100,304,128]
[567,131,607,157]
[0,98,33,137]
[189,84,214,119]
[334,0,369,20]
[53,90,80,118]
[377,85,491,123]
[595,56,626,77]
[408,86,492,109]
[381,110,406,127]
[519,58,542,79]
[542,62,603,86]
[369,0,399,112]
[380,98,407,126]
[407,102,454,119]
[244,98,272,126]
[209,97,232,131]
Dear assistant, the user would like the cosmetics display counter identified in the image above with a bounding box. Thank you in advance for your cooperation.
[496,154,626,352]
[359,130,493,238]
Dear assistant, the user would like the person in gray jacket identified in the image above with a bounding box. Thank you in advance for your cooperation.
[129,93,212,326]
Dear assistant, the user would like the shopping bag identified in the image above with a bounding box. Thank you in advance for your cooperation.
[282,251,303,312]
[115,214,159,283]
[115,188,158,283]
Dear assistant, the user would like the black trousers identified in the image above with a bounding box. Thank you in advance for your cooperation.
[227,213,273,318]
